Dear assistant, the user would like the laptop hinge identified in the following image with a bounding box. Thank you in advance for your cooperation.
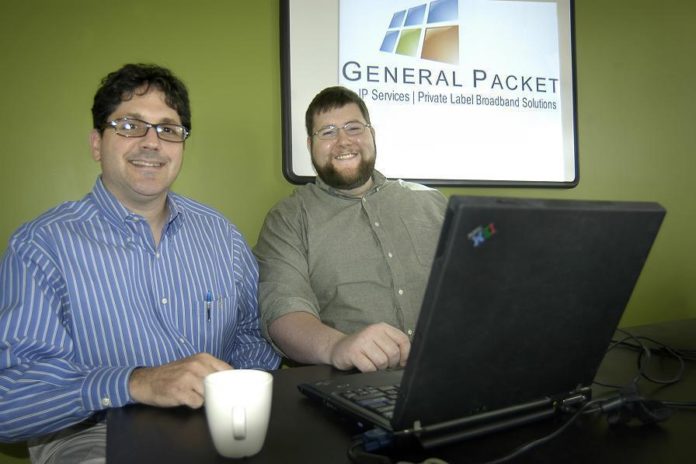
[398,389,591,449]
[415,407,556,448]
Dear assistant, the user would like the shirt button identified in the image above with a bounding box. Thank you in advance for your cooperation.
[388,252,393,258]
[161,298,168,304]
[101,396,111,407]
[398,289,404,295]
[374,222,380,227]
[155,253,160,258]
[179,337,186,344]
[407,329,414,337]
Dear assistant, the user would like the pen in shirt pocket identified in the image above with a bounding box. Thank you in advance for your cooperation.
[205,290,213,322]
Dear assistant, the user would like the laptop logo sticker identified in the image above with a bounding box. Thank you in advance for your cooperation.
[468,223,497,247]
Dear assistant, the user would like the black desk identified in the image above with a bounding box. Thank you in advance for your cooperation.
[107,320,696,463]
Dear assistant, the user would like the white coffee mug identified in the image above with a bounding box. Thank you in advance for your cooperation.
[204,369,273,458]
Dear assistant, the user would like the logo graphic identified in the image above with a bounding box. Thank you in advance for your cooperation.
[379,0,459,65]
[467,223,497,247]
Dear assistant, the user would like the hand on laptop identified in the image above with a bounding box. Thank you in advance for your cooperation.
[330,323,411,372]
[128,353,233,409]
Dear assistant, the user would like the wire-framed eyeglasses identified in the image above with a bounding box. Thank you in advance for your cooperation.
[312,121,371,140]
[103,117,190,143]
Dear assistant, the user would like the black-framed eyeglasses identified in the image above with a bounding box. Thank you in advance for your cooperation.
[312,121,371,140]
[103,117,190,143]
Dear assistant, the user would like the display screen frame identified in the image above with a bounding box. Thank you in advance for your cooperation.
[280,0,578,188]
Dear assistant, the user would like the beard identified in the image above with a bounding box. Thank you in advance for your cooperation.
[313,153,376,191]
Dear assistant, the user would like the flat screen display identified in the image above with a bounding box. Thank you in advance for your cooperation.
[280,0,577,187]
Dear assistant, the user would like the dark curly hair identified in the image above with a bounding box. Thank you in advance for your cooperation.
[91,63,191,134]
[305,86,371,137]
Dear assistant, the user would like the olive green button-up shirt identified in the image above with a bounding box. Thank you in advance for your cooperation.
[254,170,447,341]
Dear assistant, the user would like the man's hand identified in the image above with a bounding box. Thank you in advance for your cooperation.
[268,313,411,372]
[329,323,411,372]
[128,353,232,409]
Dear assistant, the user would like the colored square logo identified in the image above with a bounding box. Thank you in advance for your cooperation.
[396,28,422,57]
[405,5,427,26]
[389,10,407,28]
[428,0,458,23]
[422,25,459,64]
[380,31,400,53]
[381,0,460,64]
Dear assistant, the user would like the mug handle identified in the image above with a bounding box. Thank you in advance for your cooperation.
[232,407,246,439]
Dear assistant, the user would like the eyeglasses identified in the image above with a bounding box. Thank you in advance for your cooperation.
[312,121,371,140]
[103,117,190,143]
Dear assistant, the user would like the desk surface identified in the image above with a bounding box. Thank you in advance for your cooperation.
[107,320,696,463]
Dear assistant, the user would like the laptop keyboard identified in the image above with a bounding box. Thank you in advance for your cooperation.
[338,384,400,420]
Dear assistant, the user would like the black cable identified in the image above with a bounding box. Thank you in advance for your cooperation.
[347,435,393,464]
[594,331,649,389]
[612,330,696,361]
[637,344,685,385]
[475,399,600,464]
[347,400,597,464]
[613,329,687,385]
[661,400,696,409]
[597,328,694,390]
[615,330,657,386]
[349,329,695,464]
[613,329,696,360]
[480,329,690,462]
[595,328,696,424]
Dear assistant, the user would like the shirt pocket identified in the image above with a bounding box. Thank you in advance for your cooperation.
[179,284,237,329]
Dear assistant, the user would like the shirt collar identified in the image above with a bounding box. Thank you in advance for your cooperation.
[314,169,387,199]
[90,176,182,232]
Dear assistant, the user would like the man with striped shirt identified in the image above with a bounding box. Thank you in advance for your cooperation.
[0,64,279,463]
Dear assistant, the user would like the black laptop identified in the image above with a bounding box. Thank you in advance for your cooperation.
[298,195,665,448]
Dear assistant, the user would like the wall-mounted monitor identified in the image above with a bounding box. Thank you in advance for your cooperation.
[280,0,577,187]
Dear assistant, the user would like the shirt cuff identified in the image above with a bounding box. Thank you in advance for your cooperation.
[82,366,136,411]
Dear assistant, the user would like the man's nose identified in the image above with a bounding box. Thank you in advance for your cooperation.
[140,126,162,149]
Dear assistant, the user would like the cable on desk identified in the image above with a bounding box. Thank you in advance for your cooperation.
[593,328,696,423]
[347,393,680,464]
[348,428,455,464]
[347,438,392,464]
[477,390,676,464]
[613,330,696,361]
[347,400,594,464]
[661,400,696,409]
[347,428,395,464]
[596,328,692,390]
[592,387,673,426]
[614,329,687,385]
[595,331,651,389]
[473,399,599,464]
[482,390,673,463]
[349,329,693,464]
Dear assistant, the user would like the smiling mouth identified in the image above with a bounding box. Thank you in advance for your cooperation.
[334,152,358,161]
[130,159,165,168]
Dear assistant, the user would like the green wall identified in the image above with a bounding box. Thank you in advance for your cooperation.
[1,0,695,460]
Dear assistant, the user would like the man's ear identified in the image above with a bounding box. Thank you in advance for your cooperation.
[306,136,312,153]
[90,129,102,161]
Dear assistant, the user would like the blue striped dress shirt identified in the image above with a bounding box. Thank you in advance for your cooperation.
[0,178,280,441]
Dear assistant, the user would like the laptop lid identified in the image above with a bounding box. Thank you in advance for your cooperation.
[301,196,666,438]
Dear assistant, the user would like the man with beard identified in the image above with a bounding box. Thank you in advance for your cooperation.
[254,86,446,372]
